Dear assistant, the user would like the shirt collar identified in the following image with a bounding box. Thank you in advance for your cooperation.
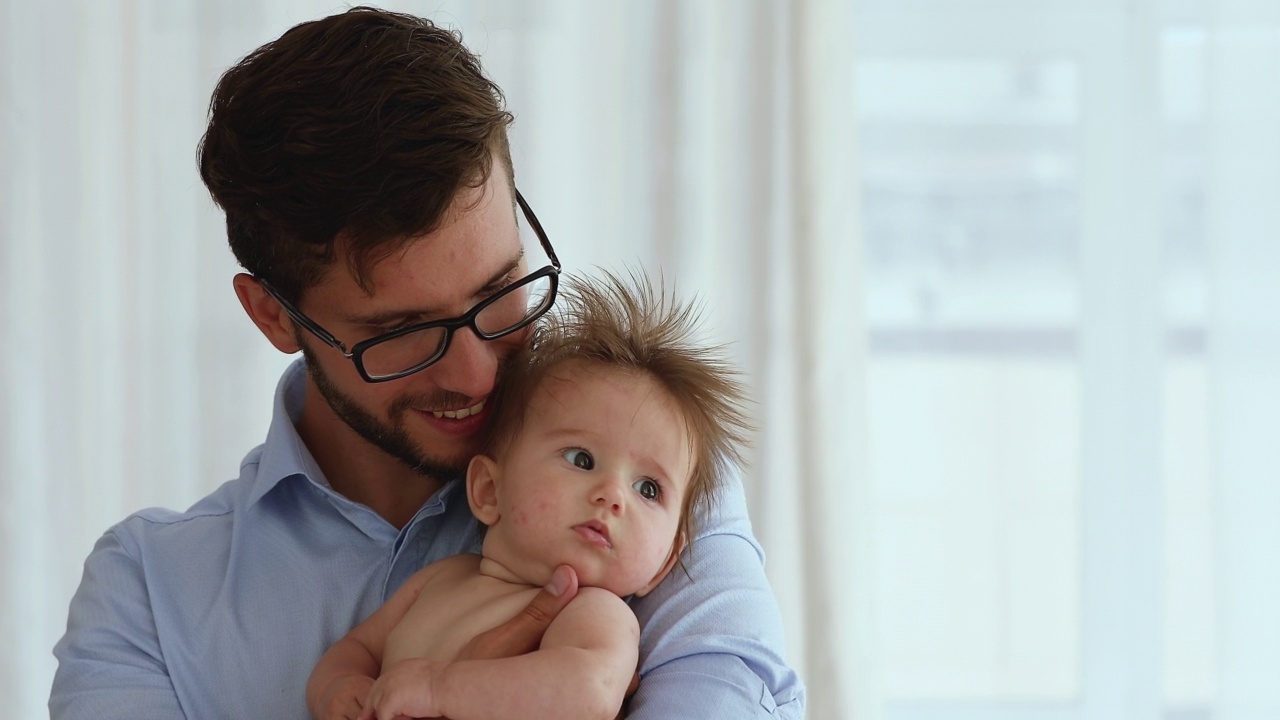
[246,358,331,507]
[244,358,468,529]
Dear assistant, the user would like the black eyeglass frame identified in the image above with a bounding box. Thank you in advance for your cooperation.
[257,189,561,383]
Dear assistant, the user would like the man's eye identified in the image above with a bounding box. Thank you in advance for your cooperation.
[368,320,419,337]
[562,449,594,470]
[633,478,660,501]
[489,276,517,295]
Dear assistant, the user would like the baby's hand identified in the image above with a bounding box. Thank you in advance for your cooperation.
[315,674,376,720]
[358,658,442,720]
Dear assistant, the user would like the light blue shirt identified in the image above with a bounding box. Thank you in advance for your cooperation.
[51,359,804,718]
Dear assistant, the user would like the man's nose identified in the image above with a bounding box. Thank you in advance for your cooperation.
[428,326,500,400]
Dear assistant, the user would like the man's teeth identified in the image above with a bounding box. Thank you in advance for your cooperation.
[431,400,485,420]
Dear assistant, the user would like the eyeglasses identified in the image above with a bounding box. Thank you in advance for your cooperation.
[258,189,561,383]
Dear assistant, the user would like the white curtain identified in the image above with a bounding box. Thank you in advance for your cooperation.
[5,1,1280,720]
[1,0,857,717]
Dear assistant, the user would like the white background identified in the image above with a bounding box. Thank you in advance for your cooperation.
[2,1,1278,719]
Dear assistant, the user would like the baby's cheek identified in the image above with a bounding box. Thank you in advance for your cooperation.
[505,499,552,525]
[640,537,672,572]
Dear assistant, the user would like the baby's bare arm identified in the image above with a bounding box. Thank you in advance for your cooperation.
[306,567,432,720]
[362,587,639,720]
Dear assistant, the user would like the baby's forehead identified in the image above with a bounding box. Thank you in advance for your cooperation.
[527,360,642,404]
[523,362,696,465]
[530,364,688,434]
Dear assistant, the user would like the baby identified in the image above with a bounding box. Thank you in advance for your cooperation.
[307,271,750,720]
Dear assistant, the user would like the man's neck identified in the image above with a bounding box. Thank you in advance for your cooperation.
[295,379,442,529]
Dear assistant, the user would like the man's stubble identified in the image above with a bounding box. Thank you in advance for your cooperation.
[298,338,502,484]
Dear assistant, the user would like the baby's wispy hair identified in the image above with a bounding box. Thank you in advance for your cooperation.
[485,269,752,547]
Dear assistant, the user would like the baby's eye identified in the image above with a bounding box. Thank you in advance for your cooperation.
[633,478,660,501]
[562,448,594,470]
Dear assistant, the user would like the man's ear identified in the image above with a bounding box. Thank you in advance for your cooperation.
[467,454,502,526]
[232,273,301,354]
[634,531,687,597]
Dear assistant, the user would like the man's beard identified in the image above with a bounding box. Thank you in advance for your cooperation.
[298,340,478,483]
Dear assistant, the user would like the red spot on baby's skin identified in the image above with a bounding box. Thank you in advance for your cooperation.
[514,511,529,526]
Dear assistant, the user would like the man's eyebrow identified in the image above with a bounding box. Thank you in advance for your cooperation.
[341,249,525,327]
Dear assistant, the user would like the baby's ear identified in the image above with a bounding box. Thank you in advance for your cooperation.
[466,455,502,526]
[634,531,687,597]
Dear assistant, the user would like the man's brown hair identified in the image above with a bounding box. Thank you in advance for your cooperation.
[197,6,514,302]
[486,271,752,547]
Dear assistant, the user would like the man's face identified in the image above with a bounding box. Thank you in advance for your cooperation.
[293,166,530,480]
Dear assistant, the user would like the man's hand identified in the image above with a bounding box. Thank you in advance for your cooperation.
[313,673,376,720]
[457,564,579,660]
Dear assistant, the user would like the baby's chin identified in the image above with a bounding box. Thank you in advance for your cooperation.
[479,541,650,596]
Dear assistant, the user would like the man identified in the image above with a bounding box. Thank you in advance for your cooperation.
[50,7,804,719]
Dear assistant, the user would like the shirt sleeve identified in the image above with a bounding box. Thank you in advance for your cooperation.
[626,477,806,719]
[50,530,187,720]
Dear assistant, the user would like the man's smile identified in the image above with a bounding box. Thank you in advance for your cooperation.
[430,399,486,420]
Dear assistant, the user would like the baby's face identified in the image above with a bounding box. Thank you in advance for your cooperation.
[479,362,692,596]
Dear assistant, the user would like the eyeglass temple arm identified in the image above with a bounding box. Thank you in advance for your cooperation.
[255,277,352,356]
[515,189,560,270]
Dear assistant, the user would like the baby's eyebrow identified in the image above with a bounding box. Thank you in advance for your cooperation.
[541,426,594,445]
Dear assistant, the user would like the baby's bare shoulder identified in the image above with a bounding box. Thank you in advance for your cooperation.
[563,588,638,627]
[398,552,481,597]
[423,552,483,582]
[546,588,639,650]
[572,586,632,608]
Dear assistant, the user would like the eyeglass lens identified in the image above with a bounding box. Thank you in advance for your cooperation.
[359,272,555,379]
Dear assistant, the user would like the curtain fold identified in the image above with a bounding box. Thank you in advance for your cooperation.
[789,1,867,718]
[1206,3,1280,715]
[1077,4,1164,717]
